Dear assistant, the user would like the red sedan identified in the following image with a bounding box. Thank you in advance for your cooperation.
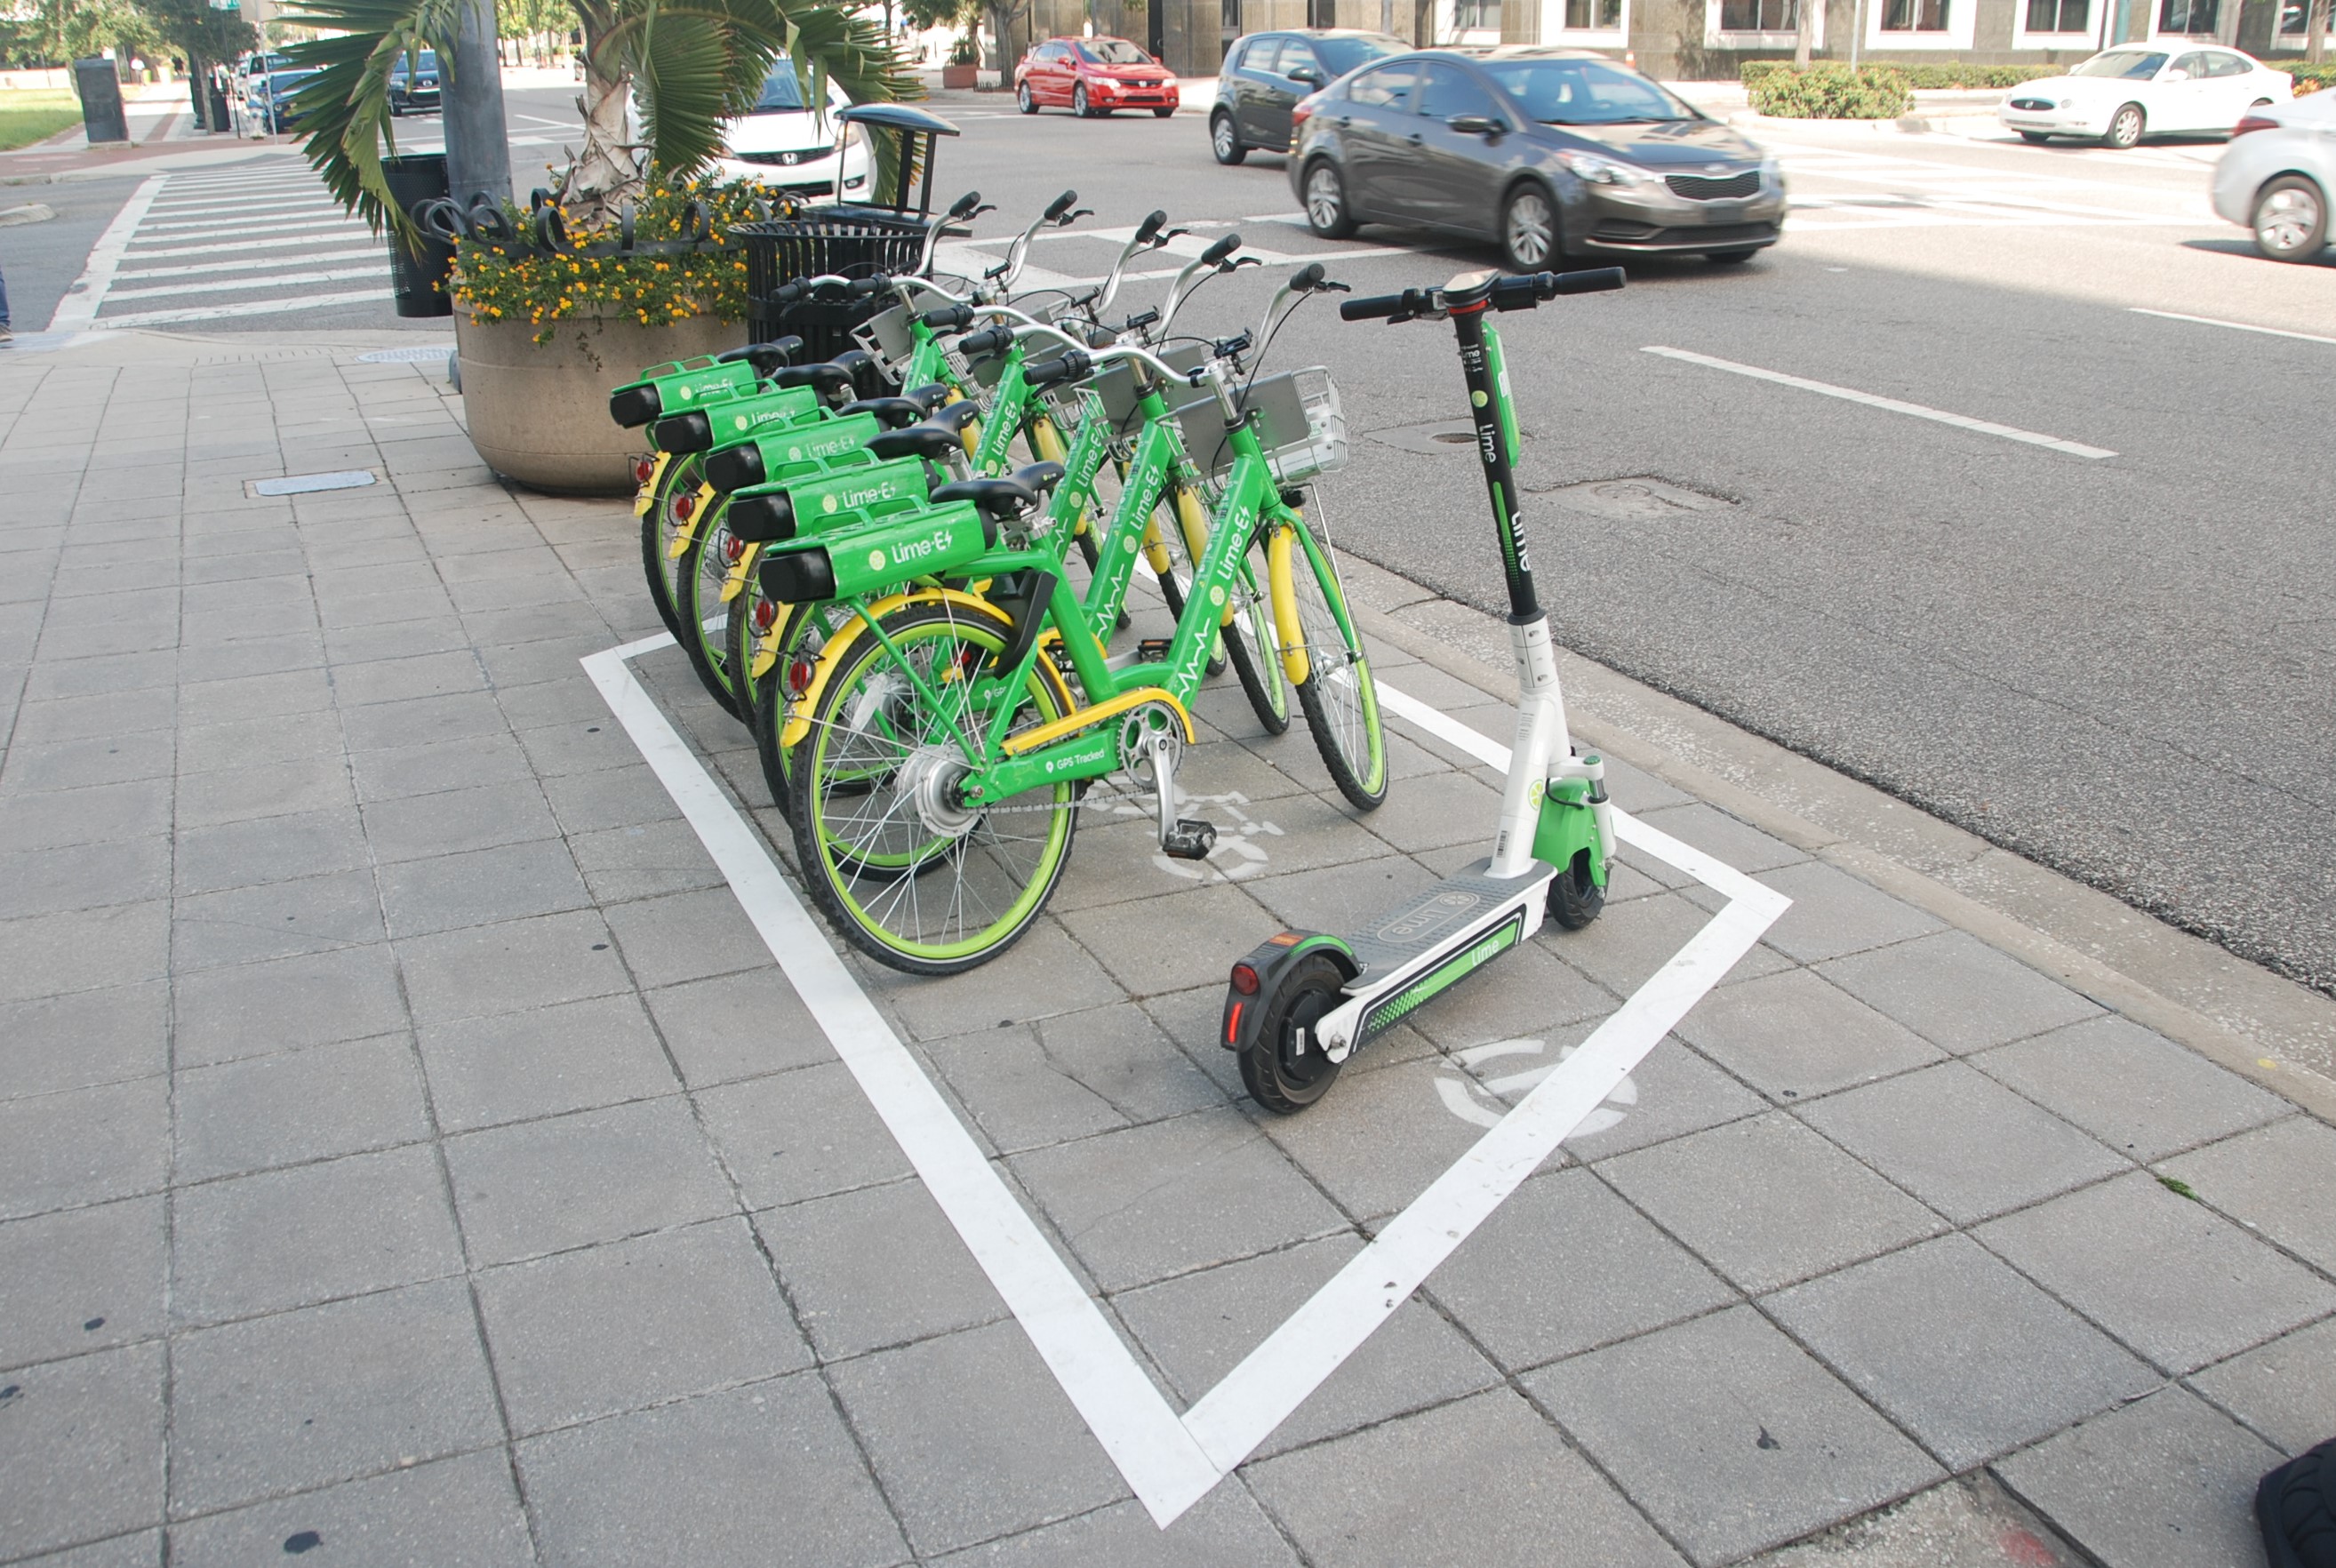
[1016,36,1180,118]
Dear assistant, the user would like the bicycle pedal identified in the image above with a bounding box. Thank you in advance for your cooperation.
[1161,819,1217,860]
[1135,638,1172,663]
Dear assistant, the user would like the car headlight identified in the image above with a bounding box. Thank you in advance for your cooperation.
[1556,150,1644,187]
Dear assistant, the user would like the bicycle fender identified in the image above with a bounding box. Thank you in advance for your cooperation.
[1221,932,1359,1052]
[719,542,756,604]
[632,451,671,518]
[1268,525,1310,686]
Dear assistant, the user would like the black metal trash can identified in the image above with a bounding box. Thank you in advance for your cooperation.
[72,58,130,145]
[737,206,930,361]
[383,154,456,318]
[207,79,231,133]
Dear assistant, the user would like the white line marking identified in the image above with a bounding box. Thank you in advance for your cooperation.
[103,265,384,304]
[1643,345,2117,460]
[590,637,1784,1526]
[131,213,364,236]
[2129,307,2336,348]
[116,231,384,261]
[47,173,166,332]
[88,289,392,329]
[113,248,383,282]
[583,636,1223,1521]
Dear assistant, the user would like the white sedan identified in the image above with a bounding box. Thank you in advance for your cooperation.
[1997,45,2292,149]
[2212,88,2336,260]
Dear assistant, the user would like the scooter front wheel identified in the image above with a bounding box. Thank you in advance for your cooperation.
[1547,847,1605,931]
[1240,953,1348,1115]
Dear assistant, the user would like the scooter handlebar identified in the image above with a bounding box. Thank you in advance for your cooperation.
[1340,289,1429,322]
[1549,266,1627,296]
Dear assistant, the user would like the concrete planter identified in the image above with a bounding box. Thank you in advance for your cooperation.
[940,63,978,88]
[454,311,740,495]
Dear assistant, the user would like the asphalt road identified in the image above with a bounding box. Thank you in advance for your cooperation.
[16,85,2332,998]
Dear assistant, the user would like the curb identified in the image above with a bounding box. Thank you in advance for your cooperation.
[1340,573,2336,1128]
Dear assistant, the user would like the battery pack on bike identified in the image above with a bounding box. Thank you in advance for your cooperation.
[704,412,885,492]
[607,336,805,428]
[653,384,823,455]
[727,453,936,546]
[757,501,998,604]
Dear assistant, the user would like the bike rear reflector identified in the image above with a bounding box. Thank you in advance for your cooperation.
[1230,963,1260,996]
[634,456,656,485]
[1225,1000,1244,1043]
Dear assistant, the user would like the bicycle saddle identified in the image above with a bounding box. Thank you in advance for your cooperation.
[770,360,855,397]
[836,396,931,429]
[903,383,952,412]
[931,461,1064,522]
[866,420,968,463]
[716,337,804,375]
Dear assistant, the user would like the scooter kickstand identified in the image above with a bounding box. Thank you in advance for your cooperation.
[1140,726,1217,860]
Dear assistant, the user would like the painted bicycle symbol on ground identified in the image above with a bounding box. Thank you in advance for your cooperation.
[1435,1038,1638,1134]
[1091,787,1283,883]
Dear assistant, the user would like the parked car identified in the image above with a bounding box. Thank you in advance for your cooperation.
[1289,47,1783,269]
[2211,88,2335,260]
[1996,44,2291,148]
[705,56,870,201]
[1015,36,1180,118]
[1212,29,1406,164]
[251,68,321,135]
[388,49,441,116]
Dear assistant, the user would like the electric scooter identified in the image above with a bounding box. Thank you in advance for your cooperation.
[1220,264,1627,1114]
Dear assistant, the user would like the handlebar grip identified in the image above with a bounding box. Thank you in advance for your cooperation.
[1339,292,1410,322]
[1134,209,1167,245]
[917,303,974,332]
[1198,233,1240,268]
[1551,266,1627,296]
[948,189,982,220]
[1022,351,1092,388]
[957,325,1013,359]
[1290,261,1326,292]
[1044,189,1077,222]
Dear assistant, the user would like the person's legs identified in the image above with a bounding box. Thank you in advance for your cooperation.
[0,262,12,340]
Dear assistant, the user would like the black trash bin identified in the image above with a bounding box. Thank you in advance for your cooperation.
[383,154,456,318]
[208,77,231,134]
[736,207,930,361]
[72,58,130,145]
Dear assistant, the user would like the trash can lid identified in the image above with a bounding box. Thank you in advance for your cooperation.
[836,103,960,138]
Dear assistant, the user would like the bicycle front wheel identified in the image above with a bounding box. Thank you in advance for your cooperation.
[1279,519,1387,811]
[639,454,704,640]
[788,601,1078,974]
[676,508,747,721]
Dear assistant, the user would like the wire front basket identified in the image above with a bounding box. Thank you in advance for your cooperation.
[1170,367,1347,490]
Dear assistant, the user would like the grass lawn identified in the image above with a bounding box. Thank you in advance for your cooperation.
[0,89,92,151]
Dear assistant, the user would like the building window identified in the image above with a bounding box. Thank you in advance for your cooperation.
[1222,0,1242,44]
[1721,0,1795,26]
[2155,0,2216,28]
[1561,0,1620,23]
[1454,0,1505,28]
[2023,0,2087,26]
[1881,0,1948,28]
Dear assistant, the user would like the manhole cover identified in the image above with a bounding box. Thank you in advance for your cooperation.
[247,470,378,497]
[356,345,456,364]
[1538,476,1735,521]
[1364,420,1482,456]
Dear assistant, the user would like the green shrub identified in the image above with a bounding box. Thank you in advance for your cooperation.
[1740,61,2069,92]
[2290,62,2336,96]
[1748,63,1914,118]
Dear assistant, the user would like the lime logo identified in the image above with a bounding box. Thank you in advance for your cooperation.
[734,415,748,431]
[1527,779,1545,809]
[678,387,694,401]
[822,495,839,514]
[1209,585,1226,606]
[1470,389,1487,407]
[788,447,803,461]
[868,549,885,571]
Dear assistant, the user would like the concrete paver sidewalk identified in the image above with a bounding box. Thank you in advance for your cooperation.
[1,328,2332,1567]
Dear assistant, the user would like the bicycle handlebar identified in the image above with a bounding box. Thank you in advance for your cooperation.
[1342,268,1624,324]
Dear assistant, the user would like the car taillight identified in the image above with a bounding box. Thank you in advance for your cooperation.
[1292,96,1317,131]
[2233,114,2280,138]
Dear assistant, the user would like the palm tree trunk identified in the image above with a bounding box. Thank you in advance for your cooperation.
[559,11,641,218]
[1794,0,1814,67]
[2309,0,2327,65]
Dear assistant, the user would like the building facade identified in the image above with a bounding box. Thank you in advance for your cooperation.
[1005,0,2316,83]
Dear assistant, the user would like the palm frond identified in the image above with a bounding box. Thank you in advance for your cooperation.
[279,0,467,233]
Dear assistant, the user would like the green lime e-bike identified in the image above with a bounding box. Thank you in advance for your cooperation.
[1221,265,1627,1115]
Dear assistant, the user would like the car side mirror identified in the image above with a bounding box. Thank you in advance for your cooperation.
[1448,113,1506,137]
[2164,67,2189,80]
[1288,65,1325,86]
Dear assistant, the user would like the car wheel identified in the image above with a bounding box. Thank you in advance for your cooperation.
[1303,160,1356,239]
[1153,106,1174,118]
[1212,111,1246,164]
[1705,248,1757,264]
[1073,84,1095,117]
[1500,182,1559,271]
[2101,102,2144,149]
[2018,130,2049,143]
[2251,174,2328,262]
[1018,82,1036,114]
[390,100,404,117]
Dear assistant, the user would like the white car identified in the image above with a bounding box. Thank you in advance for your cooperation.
[628,57,873,201]
[1997,45,2292,149]
[2211,87,2336,260]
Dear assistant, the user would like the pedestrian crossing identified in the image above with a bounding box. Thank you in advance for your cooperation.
[50,160,399,332]
[1772,141,2221,232]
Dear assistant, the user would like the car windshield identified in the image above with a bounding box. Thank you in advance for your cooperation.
[2071,50,2166,78]
[268,70,318,91]
[1482,58,1696,124]
[751,58,809,112]
[1077,39,1151,63]
[391,51,437,76]
[1315,36,1404,76]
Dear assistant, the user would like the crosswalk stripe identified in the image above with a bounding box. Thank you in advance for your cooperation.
[131,212,363,236]
[120,231,386,260]
[103,265,385,304]
[113,247,383,283]
[92,288,395,329]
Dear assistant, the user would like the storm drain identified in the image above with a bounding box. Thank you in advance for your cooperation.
[356,345,456,364]
[1536,476,1736,522]
[246,470,378,498]
[1364,420,1482,456]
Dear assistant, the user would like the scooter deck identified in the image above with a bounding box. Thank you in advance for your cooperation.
[1329,856,1556,1053]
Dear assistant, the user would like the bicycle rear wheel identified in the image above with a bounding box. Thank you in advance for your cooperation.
[639,455,703,642]
[741,597,847,822]
[676,507,747,721]
[1279,518,1387,811]
[788,601,1078,974]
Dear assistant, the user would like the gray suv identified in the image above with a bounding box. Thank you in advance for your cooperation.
[1288,47,1786,269]
[1212,29,1405,164]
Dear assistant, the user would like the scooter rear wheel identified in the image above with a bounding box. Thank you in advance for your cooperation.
[1240,953,1348,1114]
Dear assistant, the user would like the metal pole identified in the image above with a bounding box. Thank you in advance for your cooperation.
[444,0,513,208]
[1848,0,1862,66]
